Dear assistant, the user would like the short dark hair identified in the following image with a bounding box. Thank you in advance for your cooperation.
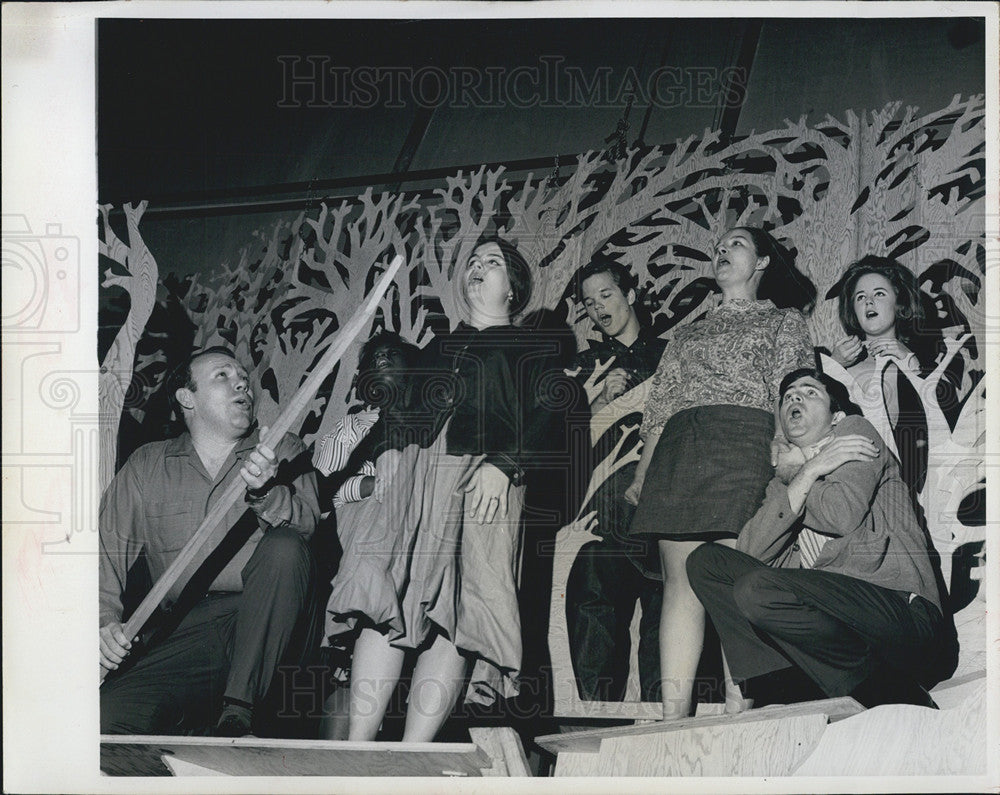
[734,226,817,314]
[837,255,924,347]
[473,235,533,316]
[357,331,419,376]
[779,367,857,416]
[165,345,240,418]
[573,257,637,300]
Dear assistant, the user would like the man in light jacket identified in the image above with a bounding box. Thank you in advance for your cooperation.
[686,367,954,710]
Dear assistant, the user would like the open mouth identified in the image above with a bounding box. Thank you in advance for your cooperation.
[599,313,613,326]
[786,405,803,420]
[233,395,252,410]
[865,309,879,319]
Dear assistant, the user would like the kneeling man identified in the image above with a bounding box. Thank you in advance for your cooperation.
[687,368,948,710]
[100,347,319,736]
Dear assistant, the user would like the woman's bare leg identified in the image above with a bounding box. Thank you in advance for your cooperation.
[348,627,405,741]
[402,634,468,742]
[319,686,351,740]
[658,538,709,720]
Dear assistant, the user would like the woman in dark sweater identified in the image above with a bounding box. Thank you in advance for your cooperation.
[325,236,557,741]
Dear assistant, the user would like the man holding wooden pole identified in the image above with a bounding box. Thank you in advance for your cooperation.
[99,346,320,737]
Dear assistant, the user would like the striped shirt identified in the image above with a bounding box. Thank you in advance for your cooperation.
[314,410,380,508]
[796,435,833,569]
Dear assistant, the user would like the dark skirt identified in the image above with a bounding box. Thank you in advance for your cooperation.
[628,405,774,549]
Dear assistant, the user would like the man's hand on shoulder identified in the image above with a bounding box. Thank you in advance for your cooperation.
[804,434,879,479]
[100,621,135,673]
[785,434,878,513]
[772,438,806,484]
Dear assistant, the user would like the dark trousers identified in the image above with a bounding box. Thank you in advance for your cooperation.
[101,528,314,734]
[567,537,662,702]
[686,544,943,697]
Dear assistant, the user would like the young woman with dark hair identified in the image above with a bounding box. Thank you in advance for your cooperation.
[324,236,558,742]
[832,255,926,369]
[624,225,816,720]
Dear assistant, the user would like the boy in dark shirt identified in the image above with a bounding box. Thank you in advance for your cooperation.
[566,259,665,702]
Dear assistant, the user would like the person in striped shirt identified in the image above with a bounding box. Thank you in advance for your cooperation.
[313,330,423,739]
[314,331,422,510]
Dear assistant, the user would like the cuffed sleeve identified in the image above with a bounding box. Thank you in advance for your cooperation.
[484,452,523,486]
[333,471,374,508]
[247,432,319,539]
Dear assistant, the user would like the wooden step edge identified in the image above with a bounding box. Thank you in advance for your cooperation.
[929,668,986,693]
[535,696,865,756]
[553,699,665,721]
[100,734,482,755]
[469,727,532,777]
[100,735,492,777]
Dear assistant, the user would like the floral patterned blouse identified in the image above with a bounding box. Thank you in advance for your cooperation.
[640,298,813,439]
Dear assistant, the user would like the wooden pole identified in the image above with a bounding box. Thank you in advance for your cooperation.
[101,255,404,683]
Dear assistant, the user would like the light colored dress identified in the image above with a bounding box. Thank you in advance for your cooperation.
[324,322,558,706]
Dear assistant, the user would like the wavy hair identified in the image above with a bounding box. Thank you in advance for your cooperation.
[735,226,817,314]
[837,255,924,347]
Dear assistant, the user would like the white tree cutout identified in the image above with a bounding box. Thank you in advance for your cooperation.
[821,331,982,586]
[98,200,158,495]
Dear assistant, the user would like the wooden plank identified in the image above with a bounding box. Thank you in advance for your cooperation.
[535,696,864,756]
[469,727,531,777]
[548,382,658,719]
[594,713,828,777]
[551,699,665,722]
[161,757,226,776]
[793,681,987,777]
[929,669,987,711]
[100,735,489,777]
[104,254,404,683]
[553,751,604,777]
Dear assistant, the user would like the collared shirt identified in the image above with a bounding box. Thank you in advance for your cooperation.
[796,434,834,568]
[641,299,813,439]
[314,410,380,508]
[424,322,563,485]
[574,325,667,459]
[99,429,318,627]
[574,326,667,393]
